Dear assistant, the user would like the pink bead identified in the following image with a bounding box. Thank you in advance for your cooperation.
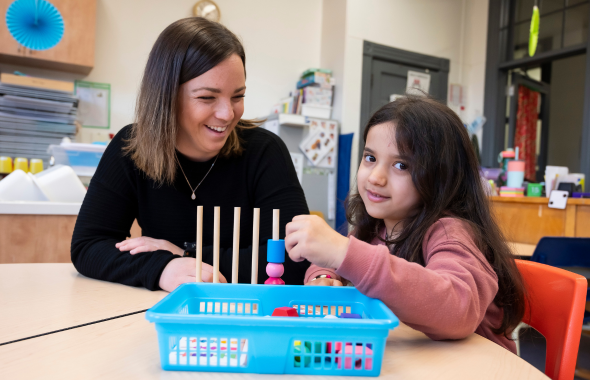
[264,277,285,285]
[266,263,284,278]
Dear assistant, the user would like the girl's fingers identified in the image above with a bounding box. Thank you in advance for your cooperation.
[292,215,311,222]
[285,230,304,253]
[288,244,305,262]
[285,220,306,235]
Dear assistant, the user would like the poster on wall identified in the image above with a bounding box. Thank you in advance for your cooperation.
[406,71,431,94]
[307,118,338,169]
[75,81,110,129]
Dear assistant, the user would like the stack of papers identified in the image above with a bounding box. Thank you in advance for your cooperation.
[0,82,78,162]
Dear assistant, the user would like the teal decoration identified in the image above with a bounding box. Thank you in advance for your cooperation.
[6,0,64,51]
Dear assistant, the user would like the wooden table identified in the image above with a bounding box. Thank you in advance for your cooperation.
[0,264,549,379]
[0,264,166,344]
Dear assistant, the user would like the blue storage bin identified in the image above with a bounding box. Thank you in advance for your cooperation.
[64,149,103,167]
[145,283,399,376]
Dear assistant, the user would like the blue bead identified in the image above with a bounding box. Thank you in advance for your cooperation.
[267,239,285,263]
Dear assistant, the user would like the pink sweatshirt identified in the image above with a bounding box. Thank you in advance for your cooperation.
[305,217,516,354]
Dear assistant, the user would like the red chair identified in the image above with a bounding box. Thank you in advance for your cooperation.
[516,259,588,380]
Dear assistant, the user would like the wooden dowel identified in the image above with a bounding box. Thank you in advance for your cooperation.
[213,206,220,283]
[231,207,241,284]
[196,206,203,282]
[273,209,280,240]
[251,208,260,284]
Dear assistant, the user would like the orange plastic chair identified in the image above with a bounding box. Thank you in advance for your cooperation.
[516,259,588,380]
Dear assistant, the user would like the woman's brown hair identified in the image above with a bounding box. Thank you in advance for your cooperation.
[125,17,260,185]
[347,94,526,337]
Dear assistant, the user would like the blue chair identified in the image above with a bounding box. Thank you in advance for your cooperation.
[531,237,590,287]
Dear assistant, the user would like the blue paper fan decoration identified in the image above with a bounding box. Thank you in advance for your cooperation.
[6,0,64,51]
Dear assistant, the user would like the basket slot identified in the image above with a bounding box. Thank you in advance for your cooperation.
[289,302,363,318]
[192,300,260,316]
[167,335,250,368]
[292,339,374,372]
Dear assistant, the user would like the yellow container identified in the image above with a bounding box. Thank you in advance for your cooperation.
[14,157,29,172]
[0,156,13,174]
[29,159,44,174]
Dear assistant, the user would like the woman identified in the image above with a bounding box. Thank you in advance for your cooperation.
[71,18,310,291]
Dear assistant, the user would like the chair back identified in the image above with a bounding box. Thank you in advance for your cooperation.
[516,260,588,380]
[531,237,590,266]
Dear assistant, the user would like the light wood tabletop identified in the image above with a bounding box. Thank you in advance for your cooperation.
[0,264,166,344]
[0,312,549,379]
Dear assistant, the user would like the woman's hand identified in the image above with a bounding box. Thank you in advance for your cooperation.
[305,277,343,286]
[285,215,350,269]
[158,258,227,292]
[116,237,184,256]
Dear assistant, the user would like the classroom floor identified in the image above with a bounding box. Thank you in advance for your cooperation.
[520,325,590,379]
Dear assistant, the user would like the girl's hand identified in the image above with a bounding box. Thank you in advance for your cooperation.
[285,215,349,269]
[116,237,184,256]
[159,258,227,292]
[306,278,343,287]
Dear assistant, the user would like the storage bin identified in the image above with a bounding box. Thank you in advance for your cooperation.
[146,283,398,376]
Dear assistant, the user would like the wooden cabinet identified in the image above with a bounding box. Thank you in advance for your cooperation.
[0,0,96,74]
[0,215,141,263]
[490,196,590,245]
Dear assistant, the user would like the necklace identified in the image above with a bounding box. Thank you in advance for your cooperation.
[175,152,219,200]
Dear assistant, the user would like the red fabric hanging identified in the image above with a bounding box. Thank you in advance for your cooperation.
[515,86,539,181]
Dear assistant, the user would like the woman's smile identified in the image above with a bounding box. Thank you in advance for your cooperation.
[205,124,229,134]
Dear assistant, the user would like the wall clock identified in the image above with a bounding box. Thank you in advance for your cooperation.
[193,0,220,22]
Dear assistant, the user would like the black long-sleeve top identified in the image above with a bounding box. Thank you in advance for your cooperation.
[71,125,310,290]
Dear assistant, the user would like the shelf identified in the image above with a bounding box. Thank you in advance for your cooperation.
[267,113,309,128]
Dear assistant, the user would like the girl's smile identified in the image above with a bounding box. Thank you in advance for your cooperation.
[365,188,390,202]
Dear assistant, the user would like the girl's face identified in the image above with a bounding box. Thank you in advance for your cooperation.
[357,122,422,233]
[176,54,246,161]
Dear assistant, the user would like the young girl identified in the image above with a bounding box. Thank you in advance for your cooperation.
[285,95,525,354]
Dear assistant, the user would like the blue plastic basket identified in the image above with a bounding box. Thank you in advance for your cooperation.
[146,283,399,376]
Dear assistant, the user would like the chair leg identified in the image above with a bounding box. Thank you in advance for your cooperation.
[575,367,590,380]
[512,322,525,356]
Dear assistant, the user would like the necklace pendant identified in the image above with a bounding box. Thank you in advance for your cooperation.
[191,193,196,200]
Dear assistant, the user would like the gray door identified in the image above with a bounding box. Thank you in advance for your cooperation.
[359,41,450,164]
[370,59,448,114]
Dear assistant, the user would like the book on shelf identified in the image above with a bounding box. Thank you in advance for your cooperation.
[0,74,78,162]
[1,73,75,93]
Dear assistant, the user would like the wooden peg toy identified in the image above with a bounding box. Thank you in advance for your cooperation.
[213,206,220,283]
[231,207,241,284]
[251,208,260,284]
[195,205,203,282]
[265,209,285,285]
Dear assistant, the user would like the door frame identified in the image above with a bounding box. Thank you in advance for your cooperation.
[508,73,551,181]
[359,41,450,164]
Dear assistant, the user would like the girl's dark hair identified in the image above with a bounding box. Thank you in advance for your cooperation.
[125,17,260,185]
[347,94,525,337]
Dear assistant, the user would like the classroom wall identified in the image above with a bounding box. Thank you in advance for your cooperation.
[2,0,323,141]
[548,54,586,173]
[0,0,490,183]
[333,0,489,185]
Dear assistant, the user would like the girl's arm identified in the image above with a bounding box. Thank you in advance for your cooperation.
[286,216,498,340]
[336,219,499,340]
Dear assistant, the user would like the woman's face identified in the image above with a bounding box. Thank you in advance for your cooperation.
[357,122,421,233]
[176,54,246,161]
